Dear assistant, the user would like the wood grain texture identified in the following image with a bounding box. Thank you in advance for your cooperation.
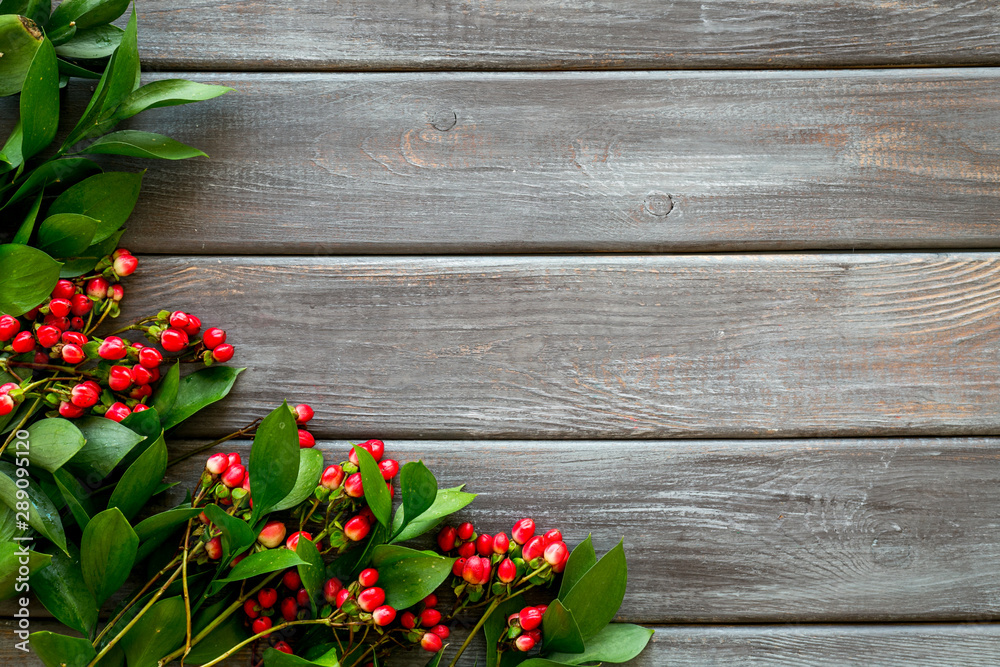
[122,254,1000,439]
[121,1,1000,70]
[8,621,1000,666]
[39,69,998,254]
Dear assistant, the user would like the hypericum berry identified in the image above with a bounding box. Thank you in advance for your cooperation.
[431,624,450,639]
[423,594,438,608]
[378,459,399,480]
[0,383,18,395]
[514,635,536,652]
[182,314,201,335]
[243,599,260,619]
[297,429,314,448]
[105,402,131,422]
[320,464,344,489]
[420,632,443,653]
[522,535,546,563]
[61,331,87,346]
[251,616,272,635]
[0,395,14,417]
[222,464,246,488]
[348,439,384,465]
[273,641,293,655]
[10,331,35,354]
[457,541,476,559]
[211,343,235,363]
[61,344,85,365]
[108,365,134,392]
[112,253,138,277]
[206,453,229,474]
[109,284,125,302]
[437,526,457,552]
[133,404,151,413]
[70,294,92,316]
[293,404,314,424]
[132,364,153,385]
[519,607,543,632]
[98,336,128,360]
[160,328,189,353]
[205,537,223,560]
[462,556,491,586]
[258,588,278,609]
[295,587,309,607]
[400,611,418,629]
[0,316,20,342]
[258,521,287,548]
[202,327,226,350]
[86,277,109,299]
[512,518,535,545]
[48,298,72,318]
[343,515,371,542]
[323,577,343,603]
[44,313,70,331]
[227,452,241,467]
[544,541,569,568]
[543,529,562,545]
[129,384,152,401]
[280,597,298,622]
[493,532,510,555]
[286,531,312,551]
[372,605,397,626]
[36,325,60,348]
[498,558,517,583]
[344,473,364,498]
[70,381,101,408]
[33,351,48,365]
[457,522,475,541]
[71,316,86,330]
[283,570,301,590]
[420,608,442,627]
[358,568,379,587]
[357,587,385,613]
[476,533,494,557]
[137,347,163,369]
[335,588,352,609]
[452,557,466,577]
[169,311,190,330]
[51,279,76,300]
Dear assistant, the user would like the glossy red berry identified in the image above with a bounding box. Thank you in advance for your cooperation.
[293,404,314,424]
[51,279,76,300]
[70,381,100,408]
[522,535,546,563]
[457,541,476,559]
[202,327,226,349]
[205,537,223,560]
[132,364,153,385]
[112,253,138,277]
[544,541,569,568]
[323,577,343,603]
[358,568,379,587]
[33,351,48,365]
[421,632,443,653]
[498,558,517,583]
[297,429,315,448]
[105,402,131,422]
[108,365,134,392]
[430,624,450,639]
[282,570,301,591]
[0,395,14,417]
[227,452,241,467]
[343,515,371,542]
[0,316,20,342]
[378,459,399,480]
[420,608,442,627]
[86,277,109,300]
[182,314,201,335]
[286,531,312,551]
[206,453,229,474]
[372,605,396,626]
[211,343,234,363]
[222,464,246,488]
[61,344,85,365]
[348,439,384,465]
[335,588,352,608]
[400,611,417,629]
[476,533,494,557]
[243,599,260,619]
[437,526,457,552]
[70,294,92,316]
[169,311,190,330]
[457,522,475,541]
[280,597,298,622]
[514,635,536,652]
[43,313,70,332]
[132,404,150,413]
[138,347,163,369]
[109,285,124,302]
[71,316,86,330]
[251,616,272,635]
[462,556,489,586]
[61,331,87,346]
[357,587,385,613]
[160,328,189,353]
[273,641,293,655]
[98,336,128,360]
[257,588,278,609]
[10,331,35,354]
[512,518,535,545]
[48,298,72,318]
[36,325,60,348]
[423,594,438,608]
[257,521,287,548]
[320,464,344,489]
[543,529,562,545]
[452,557,466,577]
[344,473,364,498]
[519,607,543,631]
[493,532,510,555]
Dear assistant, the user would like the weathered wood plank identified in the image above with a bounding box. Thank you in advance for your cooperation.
[124,2,1000,70]
[122,254,1000,439]
[7,621,1000,666]
[49,70,997,254]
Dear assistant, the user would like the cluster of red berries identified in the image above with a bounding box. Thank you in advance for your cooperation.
[201,451,252,515]
[504,605,548,652]
[398,593,450,653]
[326,567,398,627]
[240,569,310,655]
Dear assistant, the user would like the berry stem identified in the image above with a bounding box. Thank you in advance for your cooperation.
[84,299,115,335]
[166,418,263,469]
[0,390,47,459]
[447,597,501,667]
[194,618,334,667]
[180,518,195,665]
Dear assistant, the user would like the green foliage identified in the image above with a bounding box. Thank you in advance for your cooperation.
[27,631,97,667]
[159,366,243,430]
[369,544,456,610]
[217,548,307,583]
[390,485,477,543]
[248,402,300,523]
[81,507,137,605]
[355,444,390,528]
[270,447,324,512]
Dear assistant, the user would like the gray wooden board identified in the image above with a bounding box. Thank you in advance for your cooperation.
[122,254,1000,439]
[25,69,1000,254]
[147,438,1000,623]
[119,1,1000,70]
[5,621,1000,666]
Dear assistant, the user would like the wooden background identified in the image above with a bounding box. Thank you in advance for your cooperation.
[8,0,1000,664]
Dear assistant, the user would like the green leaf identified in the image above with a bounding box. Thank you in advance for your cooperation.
[183,612,250,664]
[151,362,179,417]
[301,643,342,666]
[50,0,129,33]
[56,57,102,79]
[270,447,324,513]
[160,365,243,431]
[107,432,166,520]
[264,648,341,667]
[81,507,137,605]
[355,445,390,529]
[0,121,24,174]
[3,157,102,208]
[134,506,202,562]
[296,536,325,614]
[0,542,49,599]
[369,545,456,610]
[0,463,66,553]
[116,78,233,120]
[0,15,43,97]
[99,6,137,113]
[68,416,144,477]
[544,623,654,665]
[28,631,96,667]
[25,418,86,472]
[247,401,299,523]
[485,595,527,667]
[397,461,437,535]
[560,540,627,640]
[118,406,163,467]
[204,503,254,563]
[329,522,386,581]
[216,548,307,583]
[20,37,58,160]
[36,213,99,258]
[81,130,208,160]
[53,469,93,531]
[0,0,50,26]
[390,486,477,544]
[47,171,142,244]
[33,545,97,635]
[542,599,585,654]
[558,535,596,600]
[54,25,124,59]
[12,190,43,244]
[423,651,445,667]
[0,244,60,317]
[120,596,186,667]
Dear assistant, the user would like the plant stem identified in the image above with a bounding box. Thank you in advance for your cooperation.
[92,554,183,646]
[180,519,194,665]
[0,392,45,458]
[166,418,262,468]
[196,618,332,667]
[448,597,501,667]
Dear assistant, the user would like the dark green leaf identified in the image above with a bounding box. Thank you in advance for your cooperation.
[12,190,43,244]
[485,595,527,667]
[560,540,627,640]
[33,545,97,635]
[81,507,137,605]
[107,433,166,520]
[117,406,163,469]
[99,6,137,113]
[390,486,477,544]
[49,0,129,32]
[3,157,102,208]
[216,548,307,583]
[0,121,24,174]
[369,545,455,610]
[36,213,99,258]
[46,171,142,244]
[0,463,66,553]
[53,469,93,530]
[0,505,14,542]
[56,57,102,79]
[116,78,233,120]
[151,362,179,417]
[0,542,49,599]
[270,447,323,513]
[329,522,386,581]
[81,130,208,160]
[558,535,596,600]
[25,418,86,472]
[542,599,585,654]
[204,503,254,563]
[296,536,325,614]
[397,460,437,536]
[424,651,446,667]
[57,227,123,279]
[0,244,60,317]
[160,365,243,430]
[0,0,50,26]
[54,25,123,59]
[355,445,390,529]
[263,648,341,667]
[28,631,96,667]
[0,15,43,97]
[134,506,202,561]
[68,416,144,477]
[544,624,654,665]
[247,401,299,524]
[184,612,249,664]
[20,37,58,160]
[120,596,186,667]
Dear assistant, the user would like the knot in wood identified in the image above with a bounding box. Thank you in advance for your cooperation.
[430,109,458,132]
[644,192,673,217]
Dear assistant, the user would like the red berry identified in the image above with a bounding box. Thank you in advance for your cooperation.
[476,533,494,557]
[357,587,385,613]
[297,429,314,448]
[43,313,70,331]
[108,365,134,392]
[112,248,131,260]
[420,632,443,653]
[169,312,190,330]
[138,347,163,369]
[257,588,278,609]
[33,351,49,365]
[457,541,476,559]
[519,607,543,631]
[323,577,343,603]
[512,518,535,545]
[0,395,15,417]
[293,404,314,424]
[514,635,536,652]
[358,568,379,587]
[97,336,128,360]
[71,317,86,330]
[423,594,438,608]
[344,473,364,498]
[493,532,510,555]
[70,294,92,317]
[0,315,21,342]
[51,280,76,300]
[297,586,310,607]
[251,616,272,635]
[452,557,466,577]
[0,382,17,395]
[522,535,546,563]
[282,570,301,591]
[211,343,234,363]
[227,452,241,467]
[257,521,287,548]
[48,298,72,318]
[457,522,474,541]
[462,556,488,586]
[61,344,85,365]
[132,364,153,385]
[36,325,60,348]
[206,453,229,475]
[400,611,417,629]
[202,327,226,350]
[273,641,293,655]
[544,541,569,568]
[335,588,352,608]
[430,624,450,639]
[498,558,517,583]
[243,599,260,619]
[160,328,188,353]
[182,314,201,335]
[372,605,396,626]
[61,331,87,346]
[105,402,131,422]
[320,464,344,489]
[70,381,101,408]
[113,253,138,277]
[343,515,371,542]
[543,529,562,545]
[280,597,298,622]
[420,608,442,627]
[378,458,399,480]
[10,331,35,354]
[132,404,150,413]
[348,439,384,465]
[108,285,124,302]
[86,277,109,299]
[205,537,223,560]
[437,526,457,552]
[286,531,312,551]
[222,464,246,488]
